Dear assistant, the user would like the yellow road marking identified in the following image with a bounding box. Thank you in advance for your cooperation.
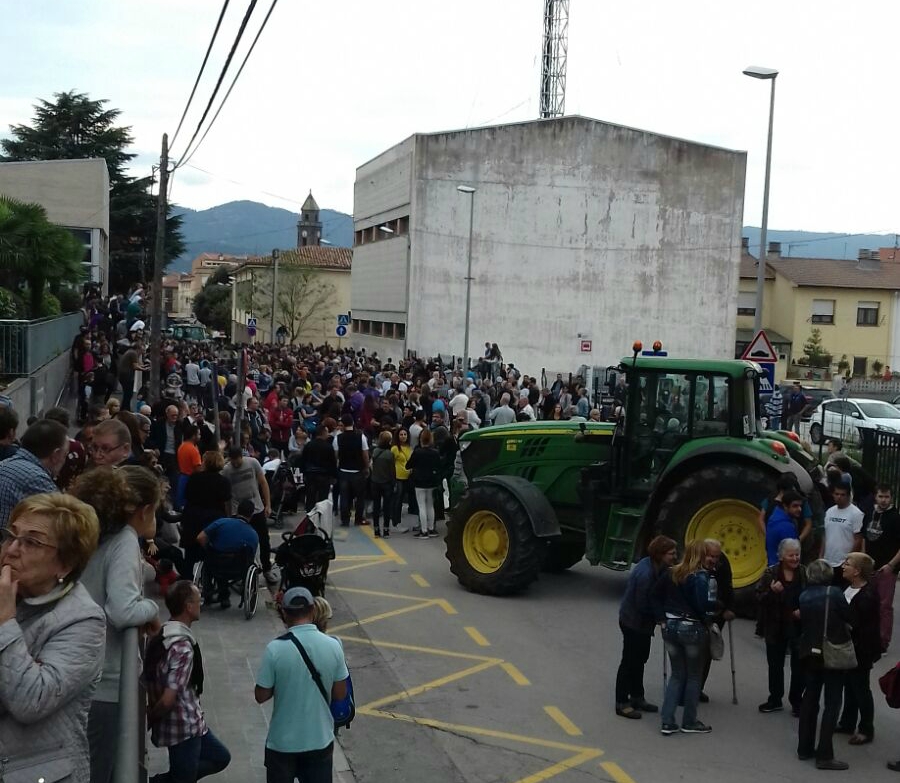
[434,598,457,615]
[337,635,501,663]
[464,626,491,647]
[543,706,582,736]
[337,586,433,602]
[360,525,407,564]
[329,559,392,575]
[410,573,430,588]
[600,762,637,783]
[329,601,436,633]
[509,750,603,783]
[501,662,531,685]
[360,660,501,711]
[361,709,601,754]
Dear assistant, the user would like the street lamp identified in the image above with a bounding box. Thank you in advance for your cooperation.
[457,185,476,372]
[743,65,778,334]
[270,248,280,344]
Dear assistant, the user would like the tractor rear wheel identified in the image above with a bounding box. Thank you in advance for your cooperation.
[542,539,585,572]
[655,463,774,615]
[445,484,543,595]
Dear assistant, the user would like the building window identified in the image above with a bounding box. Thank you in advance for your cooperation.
[737,291,756,316]
[398,216,409,235]
[811,299,835,324]
[853,356,868,377]
[857,301,879,326]
[396,322,406,339]
[360,320,370,335]
[352,319,360,332]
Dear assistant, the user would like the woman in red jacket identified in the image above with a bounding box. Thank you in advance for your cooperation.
[268,395,294,457]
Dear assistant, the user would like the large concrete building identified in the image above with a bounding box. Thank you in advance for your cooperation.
[351,116,747,375]
[0,158,110,294]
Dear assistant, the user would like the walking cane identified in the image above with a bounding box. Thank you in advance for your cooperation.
[728,619,738,705]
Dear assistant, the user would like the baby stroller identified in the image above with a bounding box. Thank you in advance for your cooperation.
[274,499,335,600]
[268,459,302,530]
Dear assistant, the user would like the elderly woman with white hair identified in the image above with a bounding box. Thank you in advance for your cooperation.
[756,537,806,715]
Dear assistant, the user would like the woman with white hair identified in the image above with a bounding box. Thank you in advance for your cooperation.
[756,537,806,715]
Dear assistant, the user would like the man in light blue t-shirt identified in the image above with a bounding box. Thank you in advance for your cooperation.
[254,587,349,783]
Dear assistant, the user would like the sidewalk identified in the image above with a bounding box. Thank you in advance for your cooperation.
[145,575,354,783]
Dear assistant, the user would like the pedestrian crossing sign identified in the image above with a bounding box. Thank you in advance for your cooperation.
[337,314,350,326]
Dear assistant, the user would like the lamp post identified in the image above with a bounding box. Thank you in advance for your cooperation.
[457,185,476,372]
[743,65,778,335]
[270,248,280,344]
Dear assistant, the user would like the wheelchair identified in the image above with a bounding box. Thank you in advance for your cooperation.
[192,546,261,620]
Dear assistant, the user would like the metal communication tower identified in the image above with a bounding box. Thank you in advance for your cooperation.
[540,0,569,119]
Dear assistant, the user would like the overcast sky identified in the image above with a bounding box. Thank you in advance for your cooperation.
[2,0,897,236]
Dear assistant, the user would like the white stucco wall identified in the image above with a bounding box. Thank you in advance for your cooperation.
[407,117,745,375]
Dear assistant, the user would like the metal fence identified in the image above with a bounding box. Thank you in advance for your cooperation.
[860,427,900,492]
[0,312,83,376]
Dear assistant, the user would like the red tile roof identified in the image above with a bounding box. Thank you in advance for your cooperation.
[767,256,900,290]
[247,246,352,271]
[739,252,775,280]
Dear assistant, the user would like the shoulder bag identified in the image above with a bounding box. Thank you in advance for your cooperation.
[878,662,900,708]
[280,632,355,729]
[822,589,857,671]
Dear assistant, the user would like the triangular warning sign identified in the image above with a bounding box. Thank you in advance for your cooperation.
[741,329,777,362]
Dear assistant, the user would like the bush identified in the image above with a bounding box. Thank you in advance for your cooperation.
[0,288,19,318]
[56,287,82,313]
[40,292,61,317]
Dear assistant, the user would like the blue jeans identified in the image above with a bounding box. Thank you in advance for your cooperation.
[661,619,708,726]
[162,729,231,783]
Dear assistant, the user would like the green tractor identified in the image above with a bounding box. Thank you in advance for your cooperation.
[445,354,823,605]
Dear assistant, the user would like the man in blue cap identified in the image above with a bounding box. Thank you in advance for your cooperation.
[255,586,349,782]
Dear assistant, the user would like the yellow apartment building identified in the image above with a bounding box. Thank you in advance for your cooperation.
[736,241,900,383]
[230,246,352,345]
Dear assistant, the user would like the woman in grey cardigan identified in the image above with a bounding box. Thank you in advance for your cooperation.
[74,465,162,783]
[0,492,105,783]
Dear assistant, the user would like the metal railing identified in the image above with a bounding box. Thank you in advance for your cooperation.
[0,312,83,376]
[114,626,146,783]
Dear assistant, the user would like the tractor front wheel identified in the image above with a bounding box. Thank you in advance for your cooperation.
[446,484,543,595]
[655,463,774,615]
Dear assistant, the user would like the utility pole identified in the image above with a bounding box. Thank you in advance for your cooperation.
[149,133,168,404]
[270,248,279,344]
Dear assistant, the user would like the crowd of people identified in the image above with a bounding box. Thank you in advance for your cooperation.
[616,453,900,772]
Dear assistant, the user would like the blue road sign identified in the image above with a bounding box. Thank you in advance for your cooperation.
[757,362,775,392]
[337,314,350,326]
[336,325,348,337]
[247,317,257,328]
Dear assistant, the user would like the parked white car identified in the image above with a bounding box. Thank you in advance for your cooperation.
[809,397,900,445]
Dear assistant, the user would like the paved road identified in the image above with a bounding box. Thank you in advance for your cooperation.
[330,516,900,783]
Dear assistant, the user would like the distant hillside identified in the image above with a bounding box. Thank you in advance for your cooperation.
[742,227,896,260]
[171,200,352,273]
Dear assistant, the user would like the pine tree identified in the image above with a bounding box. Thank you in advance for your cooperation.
[1,91,185,293]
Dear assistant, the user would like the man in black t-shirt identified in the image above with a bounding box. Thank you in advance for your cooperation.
[866,484,900,652]
[334,414,369,526]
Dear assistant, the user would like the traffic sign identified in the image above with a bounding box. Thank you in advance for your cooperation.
[246,317,257,338]
[740,329,777,363]
[757,362,775,391]
[580,340,592,353]
[337,314,350,326]
[336,325,348,337]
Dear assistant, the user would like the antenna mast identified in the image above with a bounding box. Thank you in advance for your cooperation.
[540,0,570,118]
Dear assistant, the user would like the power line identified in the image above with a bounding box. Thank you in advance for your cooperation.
[177,0,279,169]
[170,0,232,149]
[172,0,259,166]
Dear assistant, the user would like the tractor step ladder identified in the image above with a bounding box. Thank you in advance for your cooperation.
[596,505,643,570]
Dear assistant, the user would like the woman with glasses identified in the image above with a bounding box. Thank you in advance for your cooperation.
[0,493,104,783]
[73,466,162,783]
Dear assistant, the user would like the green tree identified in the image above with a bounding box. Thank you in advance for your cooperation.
[238,265,337,344]
[1,90,185,293]
[802,328,831,367]
[193,266,232,335]
[0,195,85,316]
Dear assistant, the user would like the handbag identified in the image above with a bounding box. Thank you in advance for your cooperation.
[280,632,355,729]
[708,622,725,661]
[878,662,900,708]
[821,589,857,671]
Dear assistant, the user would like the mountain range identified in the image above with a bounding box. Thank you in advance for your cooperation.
[170,200,353,272]
[169,199,898,273]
